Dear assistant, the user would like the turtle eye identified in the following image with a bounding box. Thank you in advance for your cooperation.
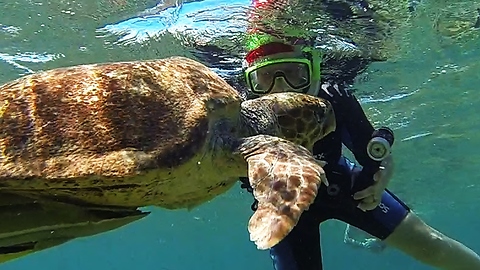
[206,100,217,111]
[206,98,228,112]
[320,104,336,135]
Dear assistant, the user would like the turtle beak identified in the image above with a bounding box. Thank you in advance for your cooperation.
[324,105,336,135]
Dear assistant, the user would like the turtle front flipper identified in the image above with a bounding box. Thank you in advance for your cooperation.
[235,134,328,250]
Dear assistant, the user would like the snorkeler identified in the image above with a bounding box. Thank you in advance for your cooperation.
[235,0,480,269]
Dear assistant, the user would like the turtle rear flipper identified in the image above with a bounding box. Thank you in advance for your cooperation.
[236,134,327,250]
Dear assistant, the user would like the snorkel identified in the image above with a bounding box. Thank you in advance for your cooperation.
[301,46,322,96]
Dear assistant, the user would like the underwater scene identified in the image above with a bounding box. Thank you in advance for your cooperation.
[0,0,479,269]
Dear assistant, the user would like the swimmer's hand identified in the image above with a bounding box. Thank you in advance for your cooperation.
[353,155,394,211]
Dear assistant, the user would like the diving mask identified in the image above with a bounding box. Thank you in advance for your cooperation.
[244,47,321,96]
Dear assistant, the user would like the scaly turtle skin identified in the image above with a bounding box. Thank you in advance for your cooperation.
[0,56,335,249]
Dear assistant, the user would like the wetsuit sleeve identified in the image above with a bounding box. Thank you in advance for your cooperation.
[320,82,376,167]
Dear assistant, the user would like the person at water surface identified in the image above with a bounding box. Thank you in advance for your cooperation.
[234,0,480,269]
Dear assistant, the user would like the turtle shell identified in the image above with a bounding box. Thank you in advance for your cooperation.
[0,56,241,208]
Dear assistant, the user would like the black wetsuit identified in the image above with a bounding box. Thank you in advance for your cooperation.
[240,81,410,270]
[190,3,411,267]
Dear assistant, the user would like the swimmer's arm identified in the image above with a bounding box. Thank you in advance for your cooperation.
[321,82,375,167]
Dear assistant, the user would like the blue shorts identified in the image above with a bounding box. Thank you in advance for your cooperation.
[269,156,410,270]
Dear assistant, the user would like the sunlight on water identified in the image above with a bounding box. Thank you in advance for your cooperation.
[98,0,250,45]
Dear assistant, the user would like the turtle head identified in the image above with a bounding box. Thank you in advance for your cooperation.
[240,92,335,150]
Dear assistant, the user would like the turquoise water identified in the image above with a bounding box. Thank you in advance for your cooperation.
[0,0,479,269]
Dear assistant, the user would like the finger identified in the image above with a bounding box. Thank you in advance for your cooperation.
[320,172,329,187]
[357,199,380,211]
[353,186,374,200]
[316,160,328,167]
[374,166,386,182]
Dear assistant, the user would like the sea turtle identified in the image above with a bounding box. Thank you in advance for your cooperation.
[0,192,148,264]
[0,56,335,249]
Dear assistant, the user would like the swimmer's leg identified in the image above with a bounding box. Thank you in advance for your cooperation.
[341,178,480,269]
[269,210,323,270]
[385,211,480,269]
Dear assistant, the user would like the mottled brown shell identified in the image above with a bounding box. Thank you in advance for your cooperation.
[0,56,241,207]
